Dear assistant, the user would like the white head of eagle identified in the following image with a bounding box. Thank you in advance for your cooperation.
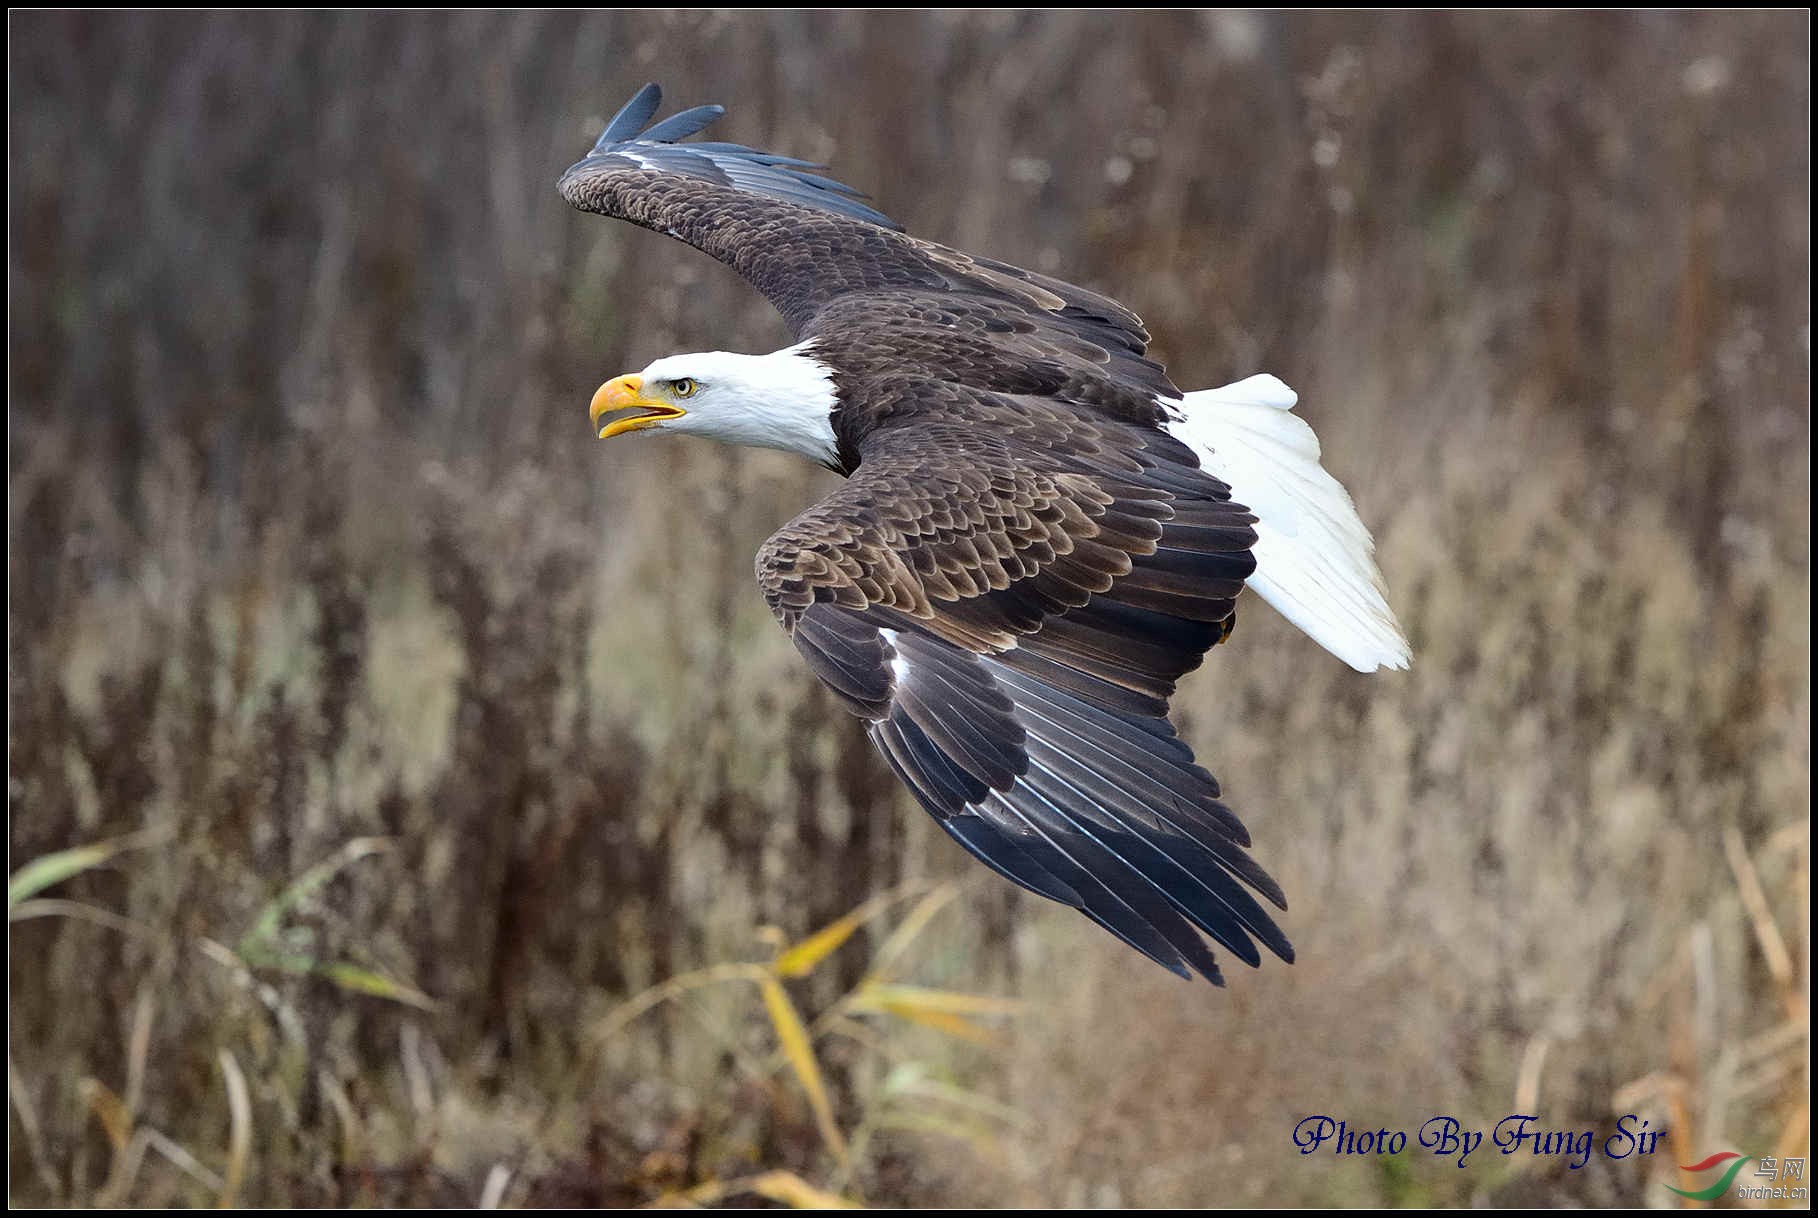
[591,344,840,468]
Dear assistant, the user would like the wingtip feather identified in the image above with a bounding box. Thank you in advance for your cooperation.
[570,82,899,229]
[600,82,663,146]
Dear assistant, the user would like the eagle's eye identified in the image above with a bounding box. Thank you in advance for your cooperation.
[671,377,698,399]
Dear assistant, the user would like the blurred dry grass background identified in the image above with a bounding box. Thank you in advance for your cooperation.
[7,9,1809,1208]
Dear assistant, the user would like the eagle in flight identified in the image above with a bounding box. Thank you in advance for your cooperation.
[560,85,1409,985]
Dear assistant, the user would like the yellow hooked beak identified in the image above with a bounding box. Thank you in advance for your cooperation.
[589,374,685,439]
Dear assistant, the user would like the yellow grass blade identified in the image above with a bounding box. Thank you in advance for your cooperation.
[851,982,1020,1045]
[759,976,848,1163]
[648,1177,727,1207]
[773,911,868,979]
[851,982,1023,1018]
[747,1170,864,1209]
[1723,826,1796,992]
[216,1049,252,1209]
[124,987,154,1122]
[80,1077,132,1151]
[774,879,942,979]
[651,1172,863,1210]
[880,1006,1001,1046]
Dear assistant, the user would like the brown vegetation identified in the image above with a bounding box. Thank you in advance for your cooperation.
[8,10,1808,1208]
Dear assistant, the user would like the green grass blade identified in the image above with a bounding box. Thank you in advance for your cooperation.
[238,837,392,954]
[7,828,168,911]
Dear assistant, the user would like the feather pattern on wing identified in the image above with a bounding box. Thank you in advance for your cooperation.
[757,402,1287,983]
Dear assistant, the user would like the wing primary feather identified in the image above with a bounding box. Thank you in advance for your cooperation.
[987,659,1199,762]
[639,104,726,142]
[892,677,1022,790]
[1021,748,1289,963]
[939,815,1085,907]
[688,142,823,168]
[984,793,1199,980]
[1015,758,1264,967]
[599,82,662,146]
[994,647,1173,720]
[989,790,1225,983]
[568,86,902,229]
[1015,726,1247,851]
[872,716,988,814]
[983,671,1250,843]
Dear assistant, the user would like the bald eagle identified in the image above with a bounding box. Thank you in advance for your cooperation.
[561,85,1409,985]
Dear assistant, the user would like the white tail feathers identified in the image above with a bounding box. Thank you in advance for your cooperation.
[1163,374,1410,673]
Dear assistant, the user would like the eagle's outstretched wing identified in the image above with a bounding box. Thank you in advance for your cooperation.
[558,84,1176,401]
[756,380,1290,983]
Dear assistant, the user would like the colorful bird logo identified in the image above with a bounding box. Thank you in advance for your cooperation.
[1666,1151,1751,1201]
